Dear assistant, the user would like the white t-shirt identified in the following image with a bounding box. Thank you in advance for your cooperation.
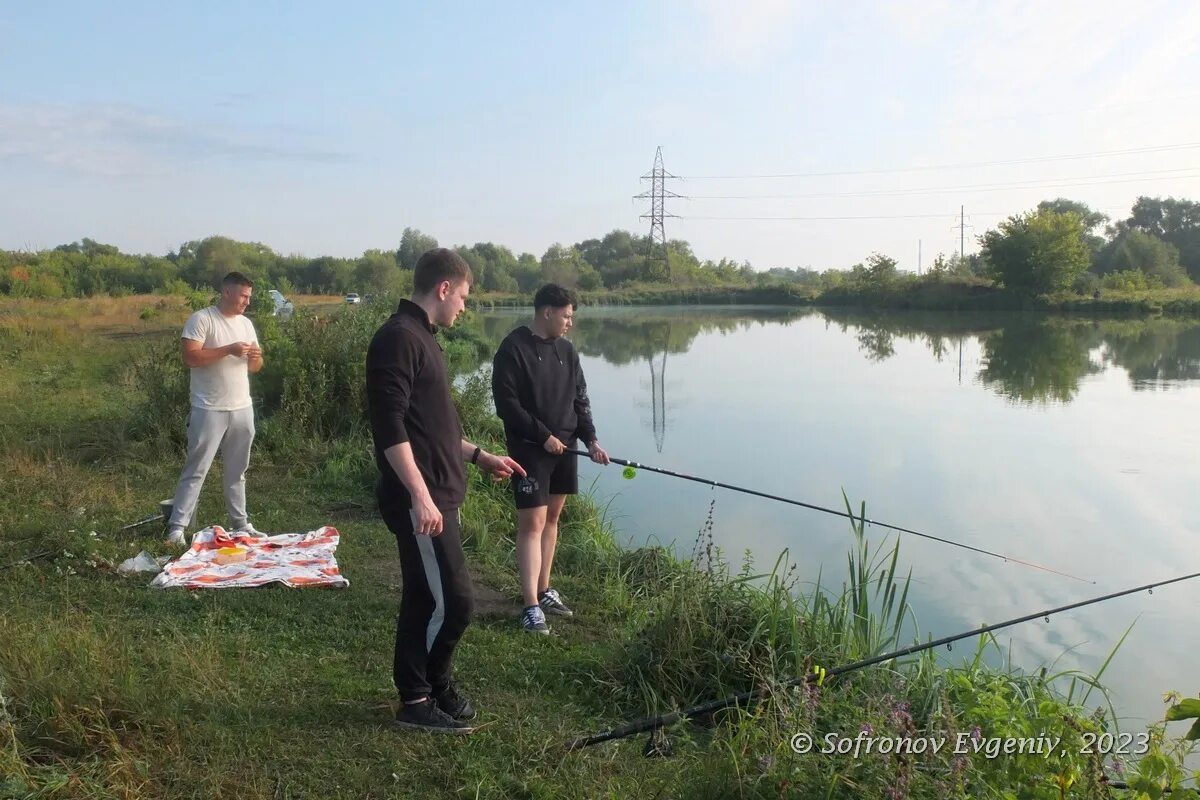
[181,306,260,411]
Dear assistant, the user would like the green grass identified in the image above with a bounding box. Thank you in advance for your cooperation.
[2,297,1196,799]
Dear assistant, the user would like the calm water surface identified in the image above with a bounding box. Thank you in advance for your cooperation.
[474,306,1200,729]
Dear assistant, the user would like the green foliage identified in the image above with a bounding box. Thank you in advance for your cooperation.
[540,243,602,290]
[6,195,1200,307]
[354,248,408,295]
[121,299,495,459]
[618,499,1134,799]
[1100,230,1190,287]
[981,208,1092,295]
[396,226,438,269]
[121,339,192,450]
[1103,269,1163,292]
[1122,693,1200,798]
[159,278,212,310]
[1116,196,1200,282]
[1164,696,1200,740]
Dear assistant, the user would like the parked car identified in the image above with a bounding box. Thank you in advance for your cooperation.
[344,293,361,304]
[269,289,294,321]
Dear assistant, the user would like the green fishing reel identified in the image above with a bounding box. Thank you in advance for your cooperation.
[622,466,637,480]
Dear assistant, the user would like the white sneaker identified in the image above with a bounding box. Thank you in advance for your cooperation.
[165,528,186,547]
[233,523,267,539]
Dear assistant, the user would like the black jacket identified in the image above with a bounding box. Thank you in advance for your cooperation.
[491,326,597,448]
[366,300,466,511]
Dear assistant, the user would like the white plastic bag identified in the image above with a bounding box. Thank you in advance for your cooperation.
[117,550,170,575]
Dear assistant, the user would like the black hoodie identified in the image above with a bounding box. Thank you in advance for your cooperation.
[366,300,466,511]
[491,326,597,448]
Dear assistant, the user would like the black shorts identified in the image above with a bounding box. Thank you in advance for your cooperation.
[507,439,578,509]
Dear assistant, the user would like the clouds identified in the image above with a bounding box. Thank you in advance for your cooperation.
[2,1,1199,263]
[0,102,352,178]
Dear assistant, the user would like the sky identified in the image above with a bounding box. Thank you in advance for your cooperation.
[2,0,1199,271]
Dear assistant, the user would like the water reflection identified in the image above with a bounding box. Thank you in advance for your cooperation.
[813,310,1200,402]
[473,307,810,450]
[473,307,1200,413]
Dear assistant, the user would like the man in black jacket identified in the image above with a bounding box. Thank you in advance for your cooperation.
[491,284,609,634]
[366,248,525,733]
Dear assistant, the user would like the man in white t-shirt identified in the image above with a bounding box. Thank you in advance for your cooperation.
[166,272,265,545]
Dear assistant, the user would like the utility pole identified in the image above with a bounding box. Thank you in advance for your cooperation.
[959,205,966,263]
[635,147,682,282]
[918,239,922,275]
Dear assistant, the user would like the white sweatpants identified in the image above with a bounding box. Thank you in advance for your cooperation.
[169,406,256,529]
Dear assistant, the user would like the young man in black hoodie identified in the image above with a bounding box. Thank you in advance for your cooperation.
[366,248,526,733]
[491,284,609,634]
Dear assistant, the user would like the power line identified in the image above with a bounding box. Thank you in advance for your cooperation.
[681,167,1200,200]
[677,212,1011,222]
[677,141,1200,180]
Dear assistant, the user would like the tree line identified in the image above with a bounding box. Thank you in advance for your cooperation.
[2,196,1197,300]
[0,227,755,300]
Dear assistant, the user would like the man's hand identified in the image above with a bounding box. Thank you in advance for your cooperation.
[588,441,610,465]
[543,435,566,455]
[226,342,253,358]
[247,343,263,360]
[412,493,444,537]
[478,451,527,482]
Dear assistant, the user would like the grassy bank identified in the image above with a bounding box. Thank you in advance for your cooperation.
[1,297,1196,799]
[469,281,1200,318]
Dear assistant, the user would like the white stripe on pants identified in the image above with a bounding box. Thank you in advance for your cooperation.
[169,406,255,529]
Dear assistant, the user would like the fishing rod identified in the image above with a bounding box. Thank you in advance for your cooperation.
[565,448,1090,583]
[564,569,1200,751]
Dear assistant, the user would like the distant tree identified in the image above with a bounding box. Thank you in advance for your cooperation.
[980,209,1090,295]
[396,227,438,270]
[864,253,899,283]
[55,238,120,257]
[356,249,405,293]
[927,253,951,278]
[540,244,599,289]
[1113,196,1200,281]
[307,256,355,293]
[664,240,703,284]
[578,230,647,288]
[191,237,245,287]
[460,242,520,292]
[1100,230,1189,287]
[455,247,490,290]
[174,236,279,288]
[1037,199,1108,233]
[512,253,542,293]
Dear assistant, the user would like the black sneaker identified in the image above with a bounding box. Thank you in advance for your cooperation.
[538,587,574,617]
[393,699,472,734]
[433,682,477,721]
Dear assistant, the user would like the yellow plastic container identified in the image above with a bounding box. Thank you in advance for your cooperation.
[214,546,249,565]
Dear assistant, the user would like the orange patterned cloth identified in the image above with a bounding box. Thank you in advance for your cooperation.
[151,525,350,589]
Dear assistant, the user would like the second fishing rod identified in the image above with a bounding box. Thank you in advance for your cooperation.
[560,447,1091,583]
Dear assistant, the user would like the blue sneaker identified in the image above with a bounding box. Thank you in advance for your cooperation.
[521,605,550,635]
[539,588,574,617]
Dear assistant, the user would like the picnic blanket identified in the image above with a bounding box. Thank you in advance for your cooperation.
[150,525,350,589]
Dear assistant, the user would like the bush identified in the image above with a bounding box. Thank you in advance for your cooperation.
[1102,270,1163,292]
